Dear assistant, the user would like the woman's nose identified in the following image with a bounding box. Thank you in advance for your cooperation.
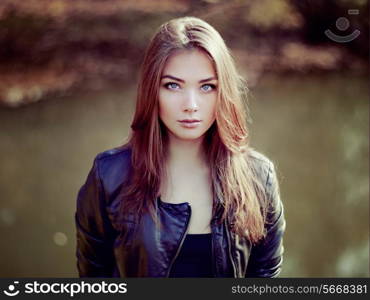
[182,90,199,112]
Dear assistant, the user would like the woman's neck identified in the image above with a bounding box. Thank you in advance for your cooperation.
[166,135,207,170]
[160,134,212,205]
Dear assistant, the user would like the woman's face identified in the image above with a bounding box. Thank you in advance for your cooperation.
[158,48,218,142]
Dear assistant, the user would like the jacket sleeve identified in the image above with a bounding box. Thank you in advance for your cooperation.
[245,160,286,278]
[75,156,116,277]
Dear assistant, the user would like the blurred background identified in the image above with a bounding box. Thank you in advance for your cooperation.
[0,0,368,277]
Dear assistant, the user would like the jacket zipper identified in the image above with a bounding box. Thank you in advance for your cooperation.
[225,218,237,277]
[166,203,192,277]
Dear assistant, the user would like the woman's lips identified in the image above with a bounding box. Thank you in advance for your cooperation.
[178,119,202,128]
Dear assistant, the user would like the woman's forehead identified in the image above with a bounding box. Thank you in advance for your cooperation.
[162,49,217,81]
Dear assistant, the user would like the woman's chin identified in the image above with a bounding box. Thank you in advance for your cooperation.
[169,129,205,142]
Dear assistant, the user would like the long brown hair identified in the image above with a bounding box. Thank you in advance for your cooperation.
[120,16,268,244]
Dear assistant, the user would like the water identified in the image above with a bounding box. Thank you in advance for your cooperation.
[250,73,369,277]
[0,73,368,277]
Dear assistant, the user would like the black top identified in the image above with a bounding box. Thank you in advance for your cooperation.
[168,233,213,278]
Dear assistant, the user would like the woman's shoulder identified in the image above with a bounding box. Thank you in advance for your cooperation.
[95,144,132,162]
[246,147,275,180]
[246,147,282,198]
[247,148,272,165]
[246,147,282,208]
[92,144,133,193]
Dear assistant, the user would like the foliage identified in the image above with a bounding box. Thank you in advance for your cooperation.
[0,0,367,106]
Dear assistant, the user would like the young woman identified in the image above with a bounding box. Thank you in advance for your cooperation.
[75,16,286,278]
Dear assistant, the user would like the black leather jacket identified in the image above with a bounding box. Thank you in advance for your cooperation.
[75,146,286,277]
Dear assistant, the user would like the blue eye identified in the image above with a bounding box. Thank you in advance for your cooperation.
[201,84,216,92]
[164,82,180,90]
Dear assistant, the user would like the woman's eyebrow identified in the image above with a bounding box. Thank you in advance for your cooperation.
[161,75,217,83]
